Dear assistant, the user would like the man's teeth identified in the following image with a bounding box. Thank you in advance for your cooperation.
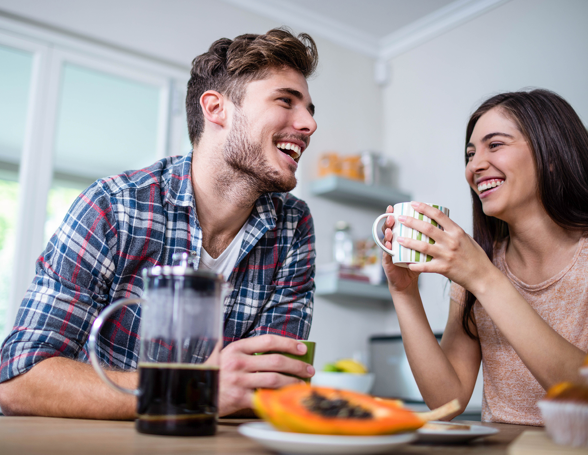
[478,179,504,192]
[276,142,301,159]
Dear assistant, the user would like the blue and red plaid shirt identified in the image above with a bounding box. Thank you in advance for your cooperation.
[0,153,315,382]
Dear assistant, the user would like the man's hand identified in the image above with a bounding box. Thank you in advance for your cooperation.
[218,335,315,416]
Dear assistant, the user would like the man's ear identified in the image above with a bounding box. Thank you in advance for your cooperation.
[200,90,229,127]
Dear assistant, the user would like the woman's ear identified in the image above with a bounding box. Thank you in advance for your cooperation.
[200,90,228,127]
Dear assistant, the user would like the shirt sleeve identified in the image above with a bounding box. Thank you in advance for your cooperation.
[250,204,315,340]
[0,182,118,383]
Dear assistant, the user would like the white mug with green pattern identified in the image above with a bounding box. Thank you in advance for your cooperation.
[372,202,450,268]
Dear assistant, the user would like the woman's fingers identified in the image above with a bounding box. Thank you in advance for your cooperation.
[410,201,452,229]
[398,214,446,243]
[381,205,395,235]
[384,224,393,243]
[398,236,438,258]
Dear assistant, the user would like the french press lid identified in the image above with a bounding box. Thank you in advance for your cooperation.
[141,252,223,282]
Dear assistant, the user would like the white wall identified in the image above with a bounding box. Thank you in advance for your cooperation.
[301,38,393,370]
[382,0,588,331]
[0,0,390,370]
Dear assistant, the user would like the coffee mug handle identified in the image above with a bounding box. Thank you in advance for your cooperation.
[88,298,144,397]
[372,214,395,256]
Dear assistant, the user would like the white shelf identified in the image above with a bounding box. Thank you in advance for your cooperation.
[315,274,391,302]
[310,176,410,209]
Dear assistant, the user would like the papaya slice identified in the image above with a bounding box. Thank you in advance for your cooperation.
[251,388,288,431]
[252,384,460,436]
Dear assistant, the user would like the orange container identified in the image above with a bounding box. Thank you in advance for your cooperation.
[340,155,364,181]
[317,152,341,177]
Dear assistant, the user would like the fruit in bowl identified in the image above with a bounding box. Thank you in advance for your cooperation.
[323,359,368,374]
[312,359,375,394]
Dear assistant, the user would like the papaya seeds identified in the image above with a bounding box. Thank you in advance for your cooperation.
[302,390,372,419]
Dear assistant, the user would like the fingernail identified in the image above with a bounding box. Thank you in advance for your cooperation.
[411,201,419,208]
[297,343,307,353]
[398,237,405,244]
[398,215,406,222]
[307,365,315,375]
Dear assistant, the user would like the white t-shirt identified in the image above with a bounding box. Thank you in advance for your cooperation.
[199,224,247,280]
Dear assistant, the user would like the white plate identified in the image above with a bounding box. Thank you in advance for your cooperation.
[416,421,499,443]
[238,422,417,454]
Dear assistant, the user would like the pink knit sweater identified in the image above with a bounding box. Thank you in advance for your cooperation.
[451,235,588,425]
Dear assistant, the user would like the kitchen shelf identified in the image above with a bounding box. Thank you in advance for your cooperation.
[315,274,392,302]
[310,175,410,209]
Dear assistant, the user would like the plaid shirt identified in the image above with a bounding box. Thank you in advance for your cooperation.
[1,153,315,382]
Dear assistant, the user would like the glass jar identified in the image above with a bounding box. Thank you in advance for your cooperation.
[333,221,354,266]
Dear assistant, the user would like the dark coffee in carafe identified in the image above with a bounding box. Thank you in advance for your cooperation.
[136,363,219,436]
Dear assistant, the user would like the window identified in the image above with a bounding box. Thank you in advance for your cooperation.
[0,18,188,341]
[46,62,163,244]
[0,44,33,335]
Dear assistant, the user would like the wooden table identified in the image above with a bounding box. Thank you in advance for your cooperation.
[0,416,549,454]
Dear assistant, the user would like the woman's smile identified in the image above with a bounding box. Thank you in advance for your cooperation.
[477,178,505,198]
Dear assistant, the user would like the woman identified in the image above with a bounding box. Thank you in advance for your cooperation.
[381,89,588,425]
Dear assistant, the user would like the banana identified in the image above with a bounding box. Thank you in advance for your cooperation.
[334,359,368,374]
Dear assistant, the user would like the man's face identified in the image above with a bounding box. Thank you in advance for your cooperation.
[223,67,317,193]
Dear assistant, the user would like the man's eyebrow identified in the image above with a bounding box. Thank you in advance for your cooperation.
[466,132,515,149]
[275,88,315,116]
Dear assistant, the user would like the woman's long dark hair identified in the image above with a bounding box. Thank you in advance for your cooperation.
[462,89,588,339]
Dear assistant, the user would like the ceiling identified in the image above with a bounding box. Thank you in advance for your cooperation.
[245,0,457,40]
[222,0,509,59]
[0,0,509,66]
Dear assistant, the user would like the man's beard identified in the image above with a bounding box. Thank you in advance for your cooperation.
[222,110,297,194]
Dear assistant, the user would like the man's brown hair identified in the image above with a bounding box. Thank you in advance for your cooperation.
[186,28,318,146]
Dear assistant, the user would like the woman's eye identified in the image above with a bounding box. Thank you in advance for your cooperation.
[466,150,475,160]
[489,142,502,149]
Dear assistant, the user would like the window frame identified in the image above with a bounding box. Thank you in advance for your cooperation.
[0,16,190,342]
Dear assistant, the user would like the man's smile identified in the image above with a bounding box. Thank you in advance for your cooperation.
[276,141,302,161]
[274,136,308,163]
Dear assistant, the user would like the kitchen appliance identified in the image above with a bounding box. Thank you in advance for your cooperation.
[369,333,483,418]
[369,334,442,402]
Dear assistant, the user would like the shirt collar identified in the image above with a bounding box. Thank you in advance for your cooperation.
[164,150,284,228]
[164,152,195,208]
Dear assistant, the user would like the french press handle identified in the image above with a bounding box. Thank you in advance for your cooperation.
[88,298,144,397]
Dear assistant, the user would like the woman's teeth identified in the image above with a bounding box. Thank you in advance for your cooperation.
[478,179,504,193]
[276,142,301,160]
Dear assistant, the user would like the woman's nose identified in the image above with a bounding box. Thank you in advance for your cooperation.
[469,149,490,172]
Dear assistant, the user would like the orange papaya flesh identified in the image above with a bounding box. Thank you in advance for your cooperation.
[252,388,290,431]
[253,384,425,436]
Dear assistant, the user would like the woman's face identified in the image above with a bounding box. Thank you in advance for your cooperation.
[465,107,539,222]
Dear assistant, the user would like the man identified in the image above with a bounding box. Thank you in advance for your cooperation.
[0,28,318,418]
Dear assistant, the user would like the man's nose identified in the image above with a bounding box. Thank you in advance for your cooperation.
[294,109,317,136]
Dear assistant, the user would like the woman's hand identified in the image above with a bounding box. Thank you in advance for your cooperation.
[396,201,495,293]
[381,205,421,295]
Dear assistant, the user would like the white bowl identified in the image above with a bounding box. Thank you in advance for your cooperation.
[311,372,375,394]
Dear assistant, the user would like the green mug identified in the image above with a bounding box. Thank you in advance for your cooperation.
[255,341,316,383]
